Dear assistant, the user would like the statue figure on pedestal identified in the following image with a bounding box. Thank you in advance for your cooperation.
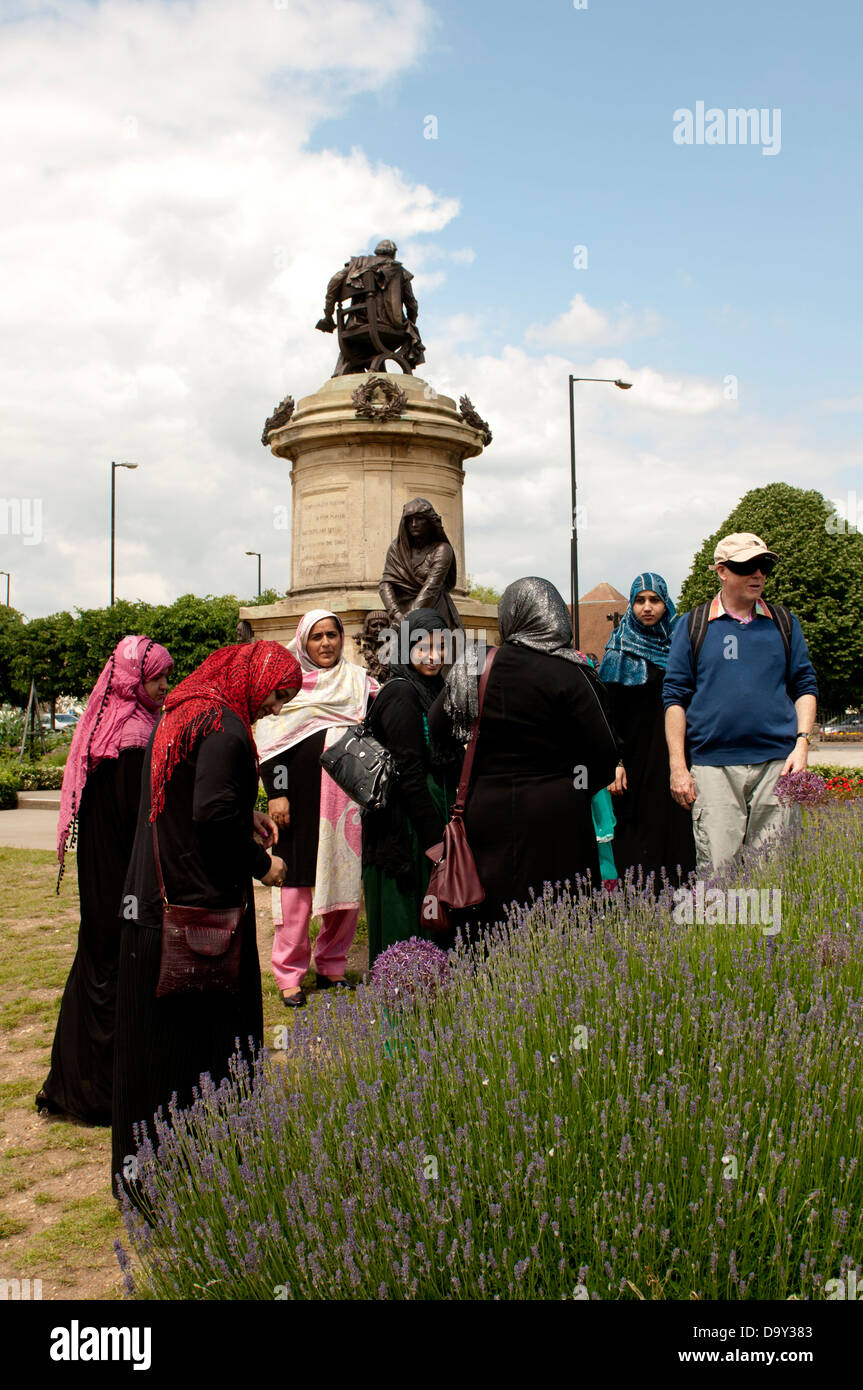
[356,610,393,683]
[379,498,462,630]
[316,239,426,376]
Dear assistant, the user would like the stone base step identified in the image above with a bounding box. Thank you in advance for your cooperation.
[16,790,61,811]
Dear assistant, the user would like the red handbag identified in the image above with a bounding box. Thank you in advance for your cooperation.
[423,647,498,932]
[152,821,245,998]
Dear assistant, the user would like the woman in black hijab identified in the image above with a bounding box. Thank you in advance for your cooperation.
[362,608,462,965]
[430,577,620,936]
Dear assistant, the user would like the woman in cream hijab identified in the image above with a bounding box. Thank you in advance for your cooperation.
[256,611,378,1006]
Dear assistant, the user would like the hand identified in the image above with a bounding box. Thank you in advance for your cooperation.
[608,765,627,796]
[670,767,698,809]
[268,796,290,830]
[315,316,335,333]
[781,741,809,776]
[253,810,277,848]
[260,852,287,888]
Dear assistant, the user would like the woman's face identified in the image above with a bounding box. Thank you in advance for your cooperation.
[305,618,343,669]
[410,632,444,678]
[406,514,433,545]
[143,671,170,705]
[632,590,666,626]
[255,686,300,720]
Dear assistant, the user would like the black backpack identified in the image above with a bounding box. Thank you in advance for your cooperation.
[686,600,793,687]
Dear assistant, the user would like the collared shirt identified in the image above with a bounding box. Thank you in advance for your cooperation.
[708,593,772,626]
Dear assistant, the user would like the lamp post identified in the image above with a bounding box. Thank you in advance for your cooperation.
[568,377,632,648]
[110,462,138,606]
[245,551,262,598]
[0,571,9,606]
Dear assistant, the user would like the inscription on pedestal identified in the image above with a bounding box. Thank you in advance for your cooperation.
[296,489,350,582]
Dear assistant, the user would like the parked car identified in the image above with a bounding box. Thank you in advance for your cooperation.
[40,712,80,730]
[822,714,863,740]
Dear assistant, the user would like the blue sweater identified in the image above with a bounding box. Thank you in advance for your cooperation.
[662,609,818,767]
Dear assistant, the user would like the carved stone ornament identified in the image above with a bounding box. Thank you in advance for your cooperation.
[458,394,492,447]
[352,376,407,422]
[261,394,295,445]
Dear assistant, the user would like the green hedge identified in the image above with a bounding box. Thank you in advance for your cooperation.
[0,759,66,801]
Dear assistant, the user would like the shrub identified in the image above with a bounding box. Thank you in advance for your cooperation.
[0,759,65,792]
[0,765,19,810]
[119,804,863,1301]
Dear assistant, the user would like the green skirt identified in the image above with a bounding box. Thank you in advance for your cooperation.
[364,772,449,968]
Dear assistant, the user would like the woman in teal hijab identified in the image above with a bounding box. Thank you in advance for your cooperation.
[598,573,695,890]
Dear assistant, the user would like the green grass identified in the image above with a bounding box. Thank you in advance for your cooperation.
[18,1193,122,1273]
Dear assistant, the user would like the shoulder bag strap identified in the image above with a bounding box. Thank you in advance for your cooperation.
[452,646,498,816]
[151,819,169,908]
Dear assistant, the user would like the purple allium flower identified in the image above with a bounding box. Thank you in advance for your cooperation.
[370,936,450,1004]
[774,769,827,806]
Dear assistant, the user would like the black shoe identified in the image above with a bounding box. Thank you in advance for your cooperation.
[35,1089,63,1115]
[282,990,306,1008]
[316,974,354,991]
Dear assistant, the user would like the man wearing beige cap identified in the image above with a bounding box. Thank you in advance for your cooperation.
[662,533,818,877]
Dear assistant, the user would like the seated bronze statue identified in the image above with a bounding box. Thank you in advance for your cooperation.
[316,239,426,377]
[379,498,462,630]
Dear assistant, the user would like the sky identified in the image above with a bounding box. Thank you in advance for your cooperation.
[1,0,861,618]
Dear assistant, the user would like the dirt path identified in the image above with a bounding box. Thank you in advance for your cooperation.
[0,860,368,1301]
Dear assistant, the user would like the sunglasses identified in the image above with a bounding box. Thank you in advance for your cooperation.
[723,556,776,576]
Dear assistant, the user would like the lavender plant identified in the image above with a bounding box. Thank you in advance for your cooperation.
[118,804,863,1301]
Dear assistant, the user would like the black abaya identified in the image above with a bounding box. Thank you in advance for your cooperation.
[605,662,696,889]
[429,644,619,935]
[40,748,146,1125]
[111,711,267,1198]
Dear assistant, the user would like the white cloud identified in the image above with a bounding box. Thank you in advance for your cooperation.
[525,294,661,349]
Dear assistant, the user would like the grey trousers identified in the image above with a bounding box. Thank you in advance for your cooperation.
[690,760,798,878]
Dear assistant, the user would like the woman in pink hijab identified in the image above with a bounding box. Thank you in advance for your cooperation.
[37,634,173,1124]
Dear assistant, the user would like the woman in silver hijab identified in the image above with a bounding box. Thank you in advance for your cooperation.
[429,577,620,936]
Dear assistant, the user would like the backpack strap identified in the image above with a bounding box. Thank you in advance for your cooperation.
[686,602,711,668]
[765,602,793,688]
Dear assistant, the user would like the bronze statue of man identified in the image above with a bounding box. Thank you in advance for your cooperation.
[316,239,425,376]
[379,498,462,630]
[356,610,393,683]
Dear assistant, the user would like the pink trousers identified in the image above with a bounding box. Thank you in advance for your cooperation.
[271,886,358,992]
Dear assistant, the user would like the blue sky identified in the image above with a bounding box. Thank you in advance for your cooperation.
[313,0,862,412]
[1,0,860,616]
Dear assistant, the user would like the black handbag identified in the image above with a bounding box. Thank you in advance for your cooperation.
[152,821,245,998]
[319,718,396,811]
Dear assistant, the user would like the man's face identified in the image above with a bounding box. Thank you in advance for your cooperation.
[716,557,771,610]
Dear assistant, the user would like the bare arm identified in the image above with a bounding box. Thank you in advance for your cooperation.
[780,693,818,775]
[665,704,697,808]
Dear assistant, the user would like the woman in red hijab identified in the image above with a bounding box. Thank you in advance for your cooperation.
[111,642,300,1204]
[38,635,174,1124]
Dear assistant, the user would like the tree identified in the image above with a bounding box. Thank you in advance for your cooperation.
[678,483,863,709]
[0,605,26,704]
[468,578,502,604]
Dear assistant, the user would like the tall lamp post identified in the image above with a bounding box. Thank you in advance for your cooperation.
[110,461,138,606]
[0,571,9,606]
[245,551,262,598]
[568,376,632,648]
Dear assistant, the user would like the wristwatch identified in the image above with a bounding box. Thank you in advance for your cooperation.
[795,731,813,744]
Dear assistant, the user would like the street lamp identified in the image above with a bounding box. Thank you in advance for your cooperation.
[568,376,632,648]
[0,571,9,606]
[245,551,262,598]
[110,461,138,606]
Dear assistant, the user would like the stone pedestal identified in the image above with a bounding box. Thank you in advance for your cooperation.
[240,372,499,658]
